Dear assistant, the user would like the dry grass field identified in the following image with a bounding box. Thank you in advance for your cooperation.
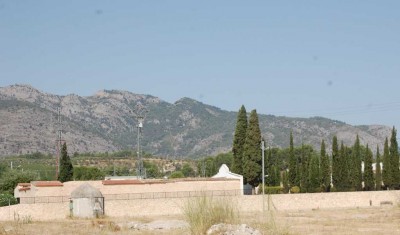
[1,206,399,235]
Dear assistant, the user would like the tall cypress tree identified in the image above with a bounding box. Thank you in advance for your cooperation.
[288,132,298,187]
[320,140,331,192]
[300,144,309,192]
[363,145,374,191]
[232,105,248,175]
[382,138,391,189]
[389,127,399,189]
[242,109,262,187]
[58,142,73,183]
[308,153,320,193]
[331,136,339,191]
[266,148,279,186]
[337,142,351,191]
[350,135,362,191]
[375,146,382,190]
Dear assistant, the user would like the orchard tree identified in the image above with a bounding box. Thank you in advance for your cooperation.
[232,105,248,175]
[58,143,73,183]
[242,109,262,187]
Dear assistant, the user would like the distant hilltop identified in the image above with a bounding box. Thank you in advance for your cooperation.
[0,84,392,157]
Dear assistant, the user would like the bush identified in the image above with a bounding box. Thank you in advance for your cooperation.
[258,185,284,194]
[290,186,300,194]
[169,171,184,179]
[0,193,18,207]
[183,195,239,235]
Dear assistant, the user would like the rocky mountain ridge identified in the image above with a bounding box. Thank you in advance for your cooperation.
[0,84,392,157]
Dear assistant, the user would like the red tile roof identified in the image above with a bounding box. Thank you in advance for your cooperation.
[32,181,63,187]
[18,187,31,191]
[101,178,235,185]
[102,179,170,185]
[102,180,143,185]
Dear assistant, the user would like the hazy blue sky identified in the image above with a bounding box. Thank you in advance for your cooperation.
[1,1,399,128]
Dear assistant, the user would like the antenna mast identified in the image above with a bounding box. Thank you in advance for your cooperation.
[132,103,148,179]
[55,107,64,179]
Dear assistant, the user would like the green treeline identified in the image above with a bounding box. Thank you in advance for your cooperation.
[232,105,400,192]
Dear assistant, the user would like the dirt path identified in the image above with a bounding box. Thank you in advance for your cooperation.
[1,207,399,234]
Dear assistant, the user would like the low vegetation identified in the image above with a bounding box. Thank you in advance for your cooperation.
[183,195,239,235]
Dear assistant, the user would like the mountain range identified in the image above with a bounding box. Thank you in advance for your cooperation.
[0,84,391,158]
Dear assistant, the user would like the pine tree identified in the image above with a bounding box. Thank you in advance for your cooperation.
[382,137,391,188]
[320,140,331,192]
[375,146,382,190]
[288,132,298,187]
[350,135,362,191]
[331,136,339,191]
[363,145,374,191]
[232,105,248,175]
[389,127,399,189]
[58,143,73,183]
[242,109,262,187]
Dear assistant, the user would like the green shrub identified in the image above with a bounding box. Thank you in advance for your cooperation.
[169,171,184,179]
[183,195,239,235]
[0,193,18,207]
[290,186,300,194]
[258,185,284,194]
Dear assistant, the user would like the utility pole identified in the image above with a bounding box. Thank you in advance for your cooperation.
[55,107,64,179]
[261,140,265,212]
[132,104,148,179]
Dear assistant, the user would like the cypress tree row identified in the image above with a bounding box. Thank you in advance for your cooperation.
[375,146,382,190]
[320,140,331,192]
[331,136,339,191]
[389,127,399,189]
[58,142,73,183]
[288,132,298,187]
[242,109,262,187]
[363,145,374,191]
[232,105,248,175]
[350,135,362,191]
[382,138,391,188]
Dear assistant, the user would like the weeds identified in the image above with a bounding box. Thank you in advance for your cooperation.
[91,219,121,232]
[13,212,33,225]
[250,210,290,235]
[182,195,239,235]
